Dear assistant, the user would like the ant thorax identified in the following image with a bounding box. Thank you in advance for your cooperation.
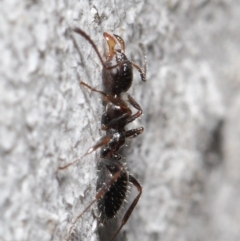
[96,160,129,223]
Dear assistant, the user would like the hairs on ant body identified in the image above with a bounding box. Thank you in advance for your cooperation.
[59,27,147,241]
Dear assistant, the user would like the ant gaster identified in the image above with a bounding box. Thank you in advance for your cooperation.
[59,27,146,241]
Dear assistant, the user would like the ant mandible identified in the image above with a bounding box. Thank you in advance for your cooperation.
[59,27,147,241]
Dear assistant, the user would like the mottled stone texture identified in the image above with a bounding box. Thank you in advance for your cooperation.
[1,0,240,241]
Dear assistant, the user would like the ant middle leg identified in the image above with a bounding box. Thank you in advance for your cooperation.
[81,80,125,109]
[125,94,143,125]
[125,127,144,139]
[131,62,146,82]
[80,81,107,97]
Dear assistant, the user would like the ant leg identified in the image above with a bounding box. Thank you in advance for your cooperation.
[101,110,131,130]
[58,135,112,170]
[110,175,142,241]
[80,81,107,97]
[139,43,147,79]
[125,127,144,139]
[68,161,125,235]
[126,94,143,124]
[131,43,147,82]
[81,81,123,107]
[131,62,146,82]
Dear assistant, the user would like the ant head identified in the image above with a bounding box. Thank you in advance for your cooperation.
[102,32,133,95]
[103,32,125,60]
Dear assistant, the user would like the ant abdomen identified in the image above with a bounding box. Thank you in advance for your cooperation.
[97,161,129,222]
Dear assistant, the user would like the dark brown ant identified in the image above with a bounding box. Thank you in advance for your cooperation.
[59,27,146,241]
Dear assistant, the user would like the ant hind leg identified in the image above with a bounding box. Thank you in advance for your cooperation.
[109,175,142,241]
[67,161,126,238]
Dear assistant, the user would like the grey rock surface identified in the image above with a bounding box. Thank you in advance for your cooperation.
[1,0,240,241]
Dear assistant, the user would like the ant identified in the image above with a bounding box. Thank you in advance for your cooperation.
[59,27,146,241]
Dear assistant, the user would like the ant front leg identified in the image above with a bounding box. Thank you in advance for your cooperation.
[80,81,107,97]
[131,42,147,82]
[80,81,120,106]
[126,94,143,125]
[131,62,146,82]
